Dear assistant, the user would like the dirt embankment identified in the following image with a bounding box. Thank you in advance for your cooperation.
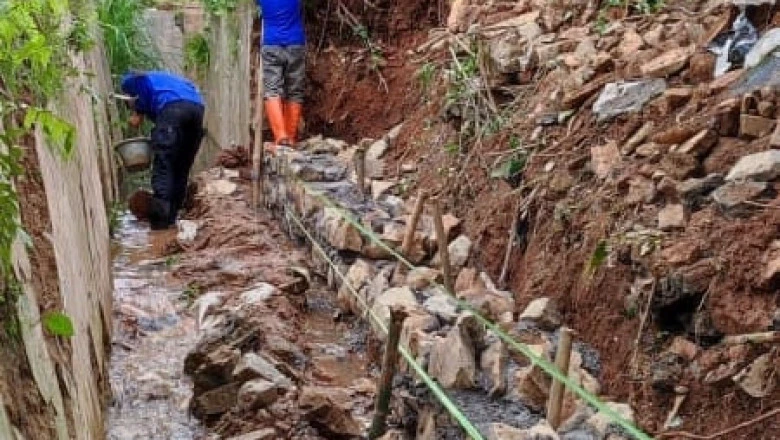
[302,0,780,437]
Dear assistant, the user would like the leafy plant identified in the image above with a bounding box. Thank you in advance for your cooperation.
[42,311,75,338]
[201,0,241,16]
[184,33,210,80]
[416,62,437,98]
[97,0,161,77]
[586,240,609,277]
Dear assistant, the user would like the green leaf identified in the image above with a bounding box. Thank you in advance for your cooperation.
[586,240,609,276]
[42,311,75,338]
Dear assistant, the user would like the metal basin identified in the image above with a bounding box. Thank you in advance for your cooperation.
[114,137,152,173]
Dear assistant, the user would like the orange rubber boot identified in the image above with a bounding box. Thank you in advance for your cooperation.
[264,97,290,147]
[284,101,303,145]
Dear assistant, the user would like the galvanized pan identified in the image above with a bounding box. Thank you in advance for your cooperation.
[114,137,152,173]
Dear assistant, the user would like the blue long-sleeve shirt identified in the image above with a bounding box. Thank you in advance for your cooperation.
[257,0,306,46]
[120,71,203,121]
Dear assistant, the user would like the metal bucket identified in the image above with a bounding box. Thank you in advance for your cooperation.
[114,137,152,173]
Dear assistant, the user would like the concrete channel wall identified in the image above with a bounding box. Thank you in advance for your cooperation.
[0,10,119,440]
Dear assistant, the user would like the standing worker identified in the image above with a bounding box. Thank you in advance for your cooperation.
[257,0,306,153]
[119,70,205,230]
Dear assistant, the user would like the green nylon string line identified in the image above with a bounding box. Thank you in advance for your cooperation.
[285,207,487,440]
[283,175,653,440]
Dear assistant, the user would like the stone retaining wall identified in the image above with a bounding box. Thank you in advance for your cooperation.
[259,136,639,439]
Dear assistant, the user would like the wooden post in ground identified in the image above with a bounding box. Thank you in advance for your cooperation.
[432,197,454,293]
[368,308,408,439]
[400,191,428,259]
[547,327,573,430]
[355,146,367,199]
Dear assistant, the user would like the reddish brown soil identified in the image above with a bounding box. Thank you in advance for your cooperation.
[305,0,780,437]
[0,139,71,439]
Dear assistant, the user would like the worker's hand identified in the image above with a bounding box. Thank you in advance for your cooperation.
[129,113,143,128]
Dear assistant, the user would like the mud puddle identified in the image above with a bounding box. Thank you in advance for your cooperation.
[106,213,206,440]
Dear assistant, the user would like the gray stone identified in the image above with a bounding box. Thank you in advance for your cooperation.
[423,291,459,323]
[488,421,559,439]
[593,79,666,122]
[237,379,282,411]
[233,353,293,389]
[480,339,508,397]
[677,174,724,206]
[745,28,780,69]
[519,298,562,331]
[726,150,780,182]
[713,181,769,213]
[488,22,543,73]
[448,235,472,268]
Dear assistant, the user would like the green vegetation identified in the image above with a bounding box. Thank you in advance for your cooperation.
[42,311,75,338]
[201,0,240,16]
[97,0,160,78]
[184,32,210,80]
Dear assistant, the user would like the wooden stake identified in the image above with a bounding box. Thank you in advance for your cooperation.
[432,197,454,293]
[400,191,428,259]
[547,327,573,430]
[368,308,408,439]
[355,146,367,199]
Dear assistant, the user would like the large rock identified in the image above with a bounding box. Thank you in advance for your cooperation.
[725,150,780,182]
[406,267,443,290]
[480,339,509,397]
[640,45,695,77]
[322,207,363,252]
[298,386,362,437]
[194,382,241,416]
[509,344,552,410]
[338,260,374,316]
[233,352,293,389]
[519,298,562,331]
[592,80,666,122]
[370,287,420,333]
[459,288,515,322]
[585,402,636,437]
[448,235,472,268]
[428,314,482,389]
[487,22,543,73]
[712,181,769,214]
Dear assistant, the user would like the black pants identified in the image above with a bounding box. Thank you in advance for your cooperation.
[149,100,204,229]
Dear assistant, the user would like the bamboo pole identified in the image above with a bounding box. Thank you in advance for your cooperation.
[400,191,428,259]
[547,327,573,430]
[368,308,408,439]
[432,197,454,293]
[355,145,367,199]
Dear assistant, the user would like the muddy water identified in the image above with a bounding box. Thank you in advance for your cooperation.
[106,213,206,440]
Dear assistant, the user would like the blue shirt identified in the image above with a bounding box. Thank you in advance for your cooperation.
[120,71,204,120]
[258,0,306,46]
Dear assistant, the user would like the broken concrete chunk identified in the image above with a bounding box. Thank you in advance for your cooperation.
[658,204,688,231]
[519,297,562,331]
[739,115,777,139]
[725,150,780,182]
[592,79,666,121]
